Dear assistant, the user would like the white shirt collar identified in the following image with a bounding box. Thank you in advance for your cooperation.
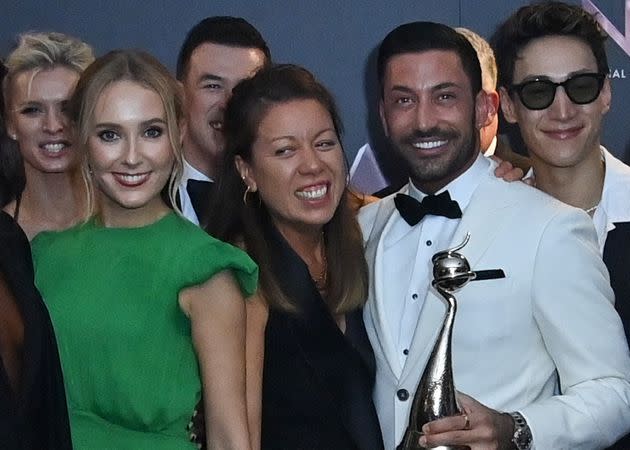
[524,145,630,252]
[592,146,630,248]
[483,136,498,158]
[182,158,212,184]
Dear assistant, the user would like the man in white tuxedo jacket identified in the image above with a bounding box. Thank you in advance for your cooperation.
[360,21,630,450]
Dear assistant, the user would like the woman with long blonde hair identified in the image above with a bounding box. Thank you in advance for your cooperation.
[32,49,258,450]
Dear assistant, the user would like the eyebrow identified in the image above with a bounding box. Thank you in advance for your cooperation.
[390,82,462,93]
[432,82,461,91]
[390,85,415,94]
[14,100,42,109]
[93,118,167,129]
[269,127,336,143]
[198,73,224,83]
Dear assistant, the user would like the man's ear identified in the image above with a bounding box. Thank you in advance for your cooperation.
[5,118,16,140]
[235,156,257,192]
[600,77,612,115]
[474,90,493,129]
[378,99,389,137]
[487,90,500,121]
[499,86,518,124]
[178,79,186,101]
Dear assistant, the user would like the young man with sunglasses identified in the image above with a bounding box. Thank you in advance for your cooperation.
[494,4,630,447]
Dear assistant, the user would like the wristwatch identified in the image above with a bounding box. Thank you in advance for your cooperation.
[509,411,533,450]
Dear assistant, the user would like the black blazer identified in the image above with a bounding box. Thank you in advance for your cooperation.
[604,222,630,343]
[261,219,384,450]
[603,222,630,450]
[0,212,72,450]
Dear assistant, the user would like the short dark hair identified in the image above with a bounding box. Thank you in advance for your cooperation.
[492,1,608,87]
[176,16,271,80]
[377,21,482,96]
[208,64,367,314]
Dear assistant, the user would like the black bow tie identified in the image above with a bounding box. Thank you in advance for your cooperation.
[394,191,462,226]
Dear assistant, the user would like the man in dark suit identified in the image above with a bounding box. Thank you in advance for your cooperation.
[176,17,271,225]
[494,4,630,446]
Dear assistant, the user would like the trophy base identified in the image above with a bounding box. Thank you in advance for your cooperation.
[397,430,469,450]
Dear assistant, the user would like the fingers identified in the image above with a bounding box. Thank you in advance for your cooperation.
[491,156,525,182]
[422,413,470,435]
[420,393,505,448]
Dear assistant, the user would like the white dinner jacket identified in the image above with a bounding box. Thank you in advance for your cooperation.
[359,166,630,450]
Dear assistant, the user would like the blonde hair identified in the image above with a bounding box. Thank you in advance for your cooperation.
[2,31,94,109]
[455,27,498,92]
[68,49,184,219]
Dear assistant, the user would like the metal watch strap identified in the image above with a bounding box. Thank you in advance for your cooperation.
[509,411,532,450]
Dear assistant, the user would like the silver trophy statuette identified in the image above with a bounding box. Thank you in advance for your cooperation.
[398,233,476,450]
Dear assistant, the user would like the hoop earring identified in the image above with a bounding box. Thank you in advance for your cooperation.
[243,185,251,205]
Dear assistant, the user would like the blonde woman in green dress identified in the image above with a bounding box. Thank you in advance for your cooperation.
[31,50,258,450]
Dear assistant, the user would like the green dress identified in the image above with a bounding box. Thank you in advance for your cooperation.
[31,212,258,450]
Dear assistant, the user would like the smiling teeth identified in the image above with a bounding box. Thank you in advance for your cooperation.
[413,140,447,149]
[296,186,327,200]
[118,174,148,183]
[42,143,66,153]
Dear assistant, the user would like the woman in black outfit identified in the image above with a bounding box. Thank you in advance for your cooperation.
[207,64,384,450]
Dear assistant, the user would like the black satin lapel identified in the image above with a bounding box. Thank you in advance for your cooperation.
[188,181,213,226]
[0,213,72,449]
[264,222,384,450]
[0,213,38,414]
[344,309,376,379]
[343,310,384,450]
[603,222,630,344]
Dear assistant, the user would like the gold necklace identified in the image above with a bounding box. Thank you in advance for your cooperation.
[312,246,328,291]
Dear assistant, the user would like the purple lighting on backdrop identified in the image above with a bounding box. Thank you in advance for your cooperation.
[583,0,630,58]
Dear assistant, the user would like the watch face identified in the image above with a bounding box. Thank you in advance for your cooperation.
[510,412,532,450]
[515,427,533,450]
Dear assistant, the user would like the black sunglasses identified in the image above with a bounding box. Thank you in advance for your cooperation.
[509,72,606,110]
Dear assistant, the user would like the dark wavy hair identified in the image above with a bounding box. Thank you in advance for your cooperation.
[207,64,368,314]
[492,1,608,87]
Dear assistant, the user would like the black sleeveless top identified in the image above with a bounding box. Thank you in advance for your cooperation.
[261,221,384,450]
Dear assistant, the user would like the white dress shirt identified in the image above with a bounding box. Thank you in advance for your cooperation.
[525,146,630,253]
[178,159,213,226]
[382,154,486,369]
[482,136,497,158]
[592,147,630,252]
